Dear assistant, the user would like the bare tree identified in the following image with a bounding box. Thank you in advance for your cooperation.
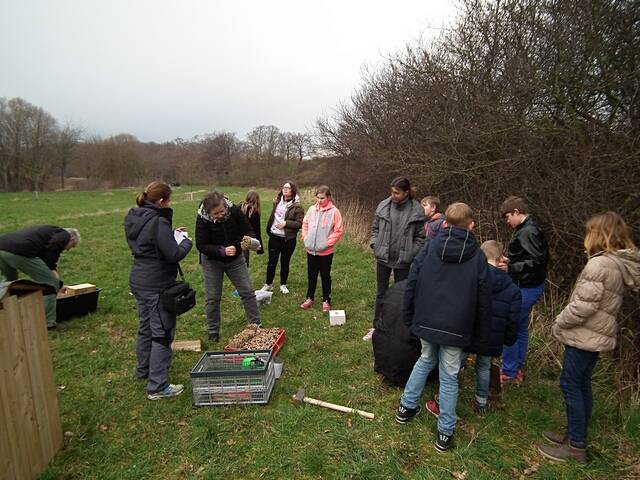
[54,122,82,189]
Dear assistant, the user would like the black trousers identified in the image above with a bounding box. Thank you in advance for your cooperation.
[306,253,334,302]
[374,262,409,327]
[266,234,297,285]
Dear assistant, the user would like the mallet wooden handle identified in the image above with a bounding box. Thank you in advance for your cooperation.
[295,395,375,419]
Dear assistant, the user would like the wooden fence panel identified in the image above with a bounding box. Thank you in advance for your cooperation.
[0,289,63,480]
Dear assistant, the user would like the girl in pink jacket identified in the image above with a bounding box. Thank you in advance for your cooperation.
[300,186,344,312]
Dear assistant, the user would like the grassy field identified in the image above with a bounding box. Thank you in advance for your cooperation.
[1,187,638,480]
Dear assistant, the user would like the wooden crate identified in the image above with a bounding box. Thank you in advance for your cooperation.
[0,282,63,479]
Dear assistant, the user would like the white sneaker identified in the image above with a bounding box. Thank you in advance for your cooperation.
[279,285,290,294]
[147,384,184,400]
[260,284,273,292]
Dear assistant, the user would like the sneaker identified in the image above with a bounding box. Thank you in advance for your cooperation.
[147,384,184,401]
[260,284,273,292]
[472,399,488,416]
[395,404,421,424]
[362,328,375,341]
[300,298,314,309]
[537,442,587,463]
[542,430,568,445]
[279,285,289,294]
[322,301,331,312]
[434,431,453,452]
[516,369,525,383]
[500,372,521,386]
[425,399,440,418]
[47,322,68,331]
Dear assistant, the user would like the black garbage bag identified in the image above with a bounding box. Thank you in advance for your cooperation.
[372,280,423,387]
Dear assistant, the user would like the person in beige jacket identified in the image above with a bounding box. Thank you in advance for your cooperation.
[538,212,640,463]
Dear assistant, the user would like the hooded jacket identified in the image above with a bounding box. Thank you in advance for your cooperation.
[425,213,445,241]
[465,265,521,357]
[370,197,426,269]
[124,203,192,290]
[553,249,640,352]
[403,225,491,347]
[195,199,255,262]
[507,215,549,287]
[266,195,304,240]
[0,225,71,270]
[301,200,344,256]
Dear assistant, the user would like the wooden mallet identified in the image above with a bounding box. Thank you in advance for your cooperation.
[292,388,375,420]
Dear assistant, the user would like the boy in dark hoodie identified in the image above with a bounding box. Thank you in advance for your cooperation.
[464,240,521,414]
[395,202,491,453]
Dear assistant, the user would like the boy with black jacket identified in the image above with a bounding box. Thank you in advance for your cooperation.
[196,191,261,342]
[395,203,491,453]
[500,196,549,384]
[464,240,521,414]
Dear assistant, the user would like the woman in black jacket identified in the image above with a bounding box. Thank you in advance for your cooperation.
[196,191,261,342]
[124,181,192,400]
[260,180,304,294]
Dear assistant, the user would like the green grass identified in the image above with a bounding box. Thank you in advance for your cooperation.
[1,187,638,479]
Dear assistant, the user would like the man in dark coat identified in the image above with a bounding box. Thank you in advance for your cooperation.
[0,225,80,328]
[395,203,491,453]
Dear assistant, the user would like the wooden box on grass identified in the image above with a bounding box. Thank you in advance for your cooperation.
[0,281,63,480]
[56,283,100,322]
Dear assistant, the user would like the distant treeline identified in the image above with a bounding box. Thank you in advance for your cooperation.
[0,97,314,191]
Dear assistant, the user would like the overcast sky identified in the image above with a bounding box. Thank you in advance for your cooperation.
[1,0,457,143]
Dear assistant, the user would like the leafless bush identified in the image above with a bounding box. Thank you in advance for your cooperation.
[317,0,640,396]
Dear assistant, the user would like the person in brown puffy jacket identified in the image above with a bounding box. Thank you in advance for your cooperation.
[538,212,639,463]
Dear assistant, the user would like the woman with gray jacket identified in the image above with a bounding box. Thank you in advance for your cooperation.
[369,177,426,330]
[125,181,193,401]
[538,212,639,463]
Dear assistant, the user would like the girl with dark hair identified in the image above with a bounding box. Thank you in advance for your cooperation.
[368,177,425,334]
[300,185,344,312]
[124,181,193,400]
[239,190,264,266]
[260,181,304,294]
[195,191,261,342]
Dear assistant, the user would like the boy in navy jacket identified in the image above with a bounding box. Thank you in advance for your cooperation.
[396,203,491,453]
[464,240,521,414]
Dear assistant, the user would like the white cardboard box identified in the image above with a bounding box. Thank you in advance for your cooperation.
[329,309,346,326]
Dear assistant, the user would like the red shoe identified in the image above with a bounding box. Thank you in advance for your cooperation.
[425,399,440,418]
[500,372,521,386]
[300,298,314,309]
[322,301,331,313]
[516,369,525,383]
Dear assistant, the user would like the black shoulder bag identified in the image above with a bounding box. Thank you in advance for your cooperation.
[161,264,196,316]
[153,217,197,316]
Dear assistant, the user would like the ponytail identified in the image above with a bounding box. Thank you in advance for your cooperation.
[136,181,171,207]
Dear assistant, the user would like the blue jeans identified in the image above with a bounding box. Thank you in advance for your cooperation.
[474,355,491,403]
[401,340,463,436]
[560,346,598,447]
[502,283,544,377]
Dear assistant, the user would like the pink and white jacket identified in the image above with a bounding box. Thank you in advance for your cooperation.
[301,200,344,256]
